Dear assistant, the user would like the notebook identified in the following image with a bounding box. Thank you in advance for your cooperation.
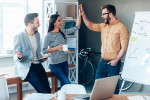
[71,75,120,100]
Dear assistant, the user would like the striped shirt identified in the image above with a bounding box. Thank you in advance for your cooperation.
[43,26,80,64]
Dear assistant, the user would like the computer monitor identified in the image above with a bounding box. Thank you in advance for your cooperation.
[71,75,120,100]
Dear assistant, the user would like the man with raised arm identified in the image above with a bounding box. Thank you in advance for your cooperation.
[80,4,129,94]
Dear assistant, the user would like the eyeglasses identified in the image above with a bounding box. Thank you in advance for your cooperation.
[102,13,110,16]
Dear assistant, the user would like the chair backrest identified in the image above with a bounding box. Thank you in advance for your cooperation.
[60,84,86,94]
[0,77,9,100]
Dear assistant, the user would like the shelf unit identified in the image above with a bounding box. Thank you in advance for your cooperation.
[44,0,79,84]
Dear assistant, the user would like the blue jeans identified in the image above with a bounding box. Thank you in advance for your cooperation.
[25,63,51,93]
[49,61,71,87]
[95,58,121,94]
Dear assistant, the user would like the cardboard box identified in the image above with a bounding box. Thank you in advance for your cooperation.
[67,5,77,19]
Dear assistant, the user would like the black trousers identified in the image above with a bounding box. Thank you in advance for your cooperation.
[25,63,51,93]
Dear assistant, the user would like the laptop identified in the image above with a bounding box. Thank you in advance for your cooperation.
[0,77,9,100]
[71,75,120,100]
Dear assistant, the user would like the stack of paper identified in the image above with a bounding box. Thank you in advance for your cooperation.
[128,96,150,100]
[24,93,55,100]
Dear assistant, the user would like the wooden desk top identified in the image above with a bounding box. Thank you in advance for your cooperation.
[50,94,129,100]
[1,68,54,85]
[105,95,128,100]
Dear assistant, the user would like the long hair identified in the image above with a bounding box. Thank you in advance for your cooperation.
[48,14,65,39]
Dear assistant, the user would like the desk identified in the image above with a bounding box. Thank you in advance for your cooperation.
[50,94,129,100]
[3,69,58,100]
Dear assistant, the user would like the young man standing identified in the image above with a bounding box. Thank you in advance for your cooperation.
[80,4,129,94]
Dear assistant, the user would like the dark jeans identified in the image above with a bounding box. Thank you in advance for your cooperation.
[49,61,71,87]
[95,58,121,94]
[25,63,51,93]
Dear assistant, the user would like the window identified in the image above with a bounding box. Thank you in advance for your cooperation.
[0,0,43,54]
[0,1,26,51]
[3,7,25,49]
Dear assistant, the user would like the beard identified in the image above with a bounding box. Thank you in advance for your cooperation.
[34,30,38,33]
[32,26,39,32]
[104,16,111,24]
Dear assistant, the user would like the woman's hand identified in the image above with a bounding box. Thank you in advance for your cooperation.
[56,44,63,51]
[79,6,82,17]
[80,4,85,16]
[76,5,82,27]
[47,44,63,53]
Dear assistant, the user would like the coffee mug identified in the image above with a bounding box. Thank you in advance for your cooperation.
[63,44,68,51]
[55,90,66,100]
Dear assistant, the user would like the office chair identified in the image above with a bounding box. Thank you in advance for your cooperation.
[0,77,9,100]
[60,84,86,94]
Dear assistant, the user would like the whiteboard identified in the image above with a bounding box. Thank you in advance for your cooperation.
[121,12,150,85]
